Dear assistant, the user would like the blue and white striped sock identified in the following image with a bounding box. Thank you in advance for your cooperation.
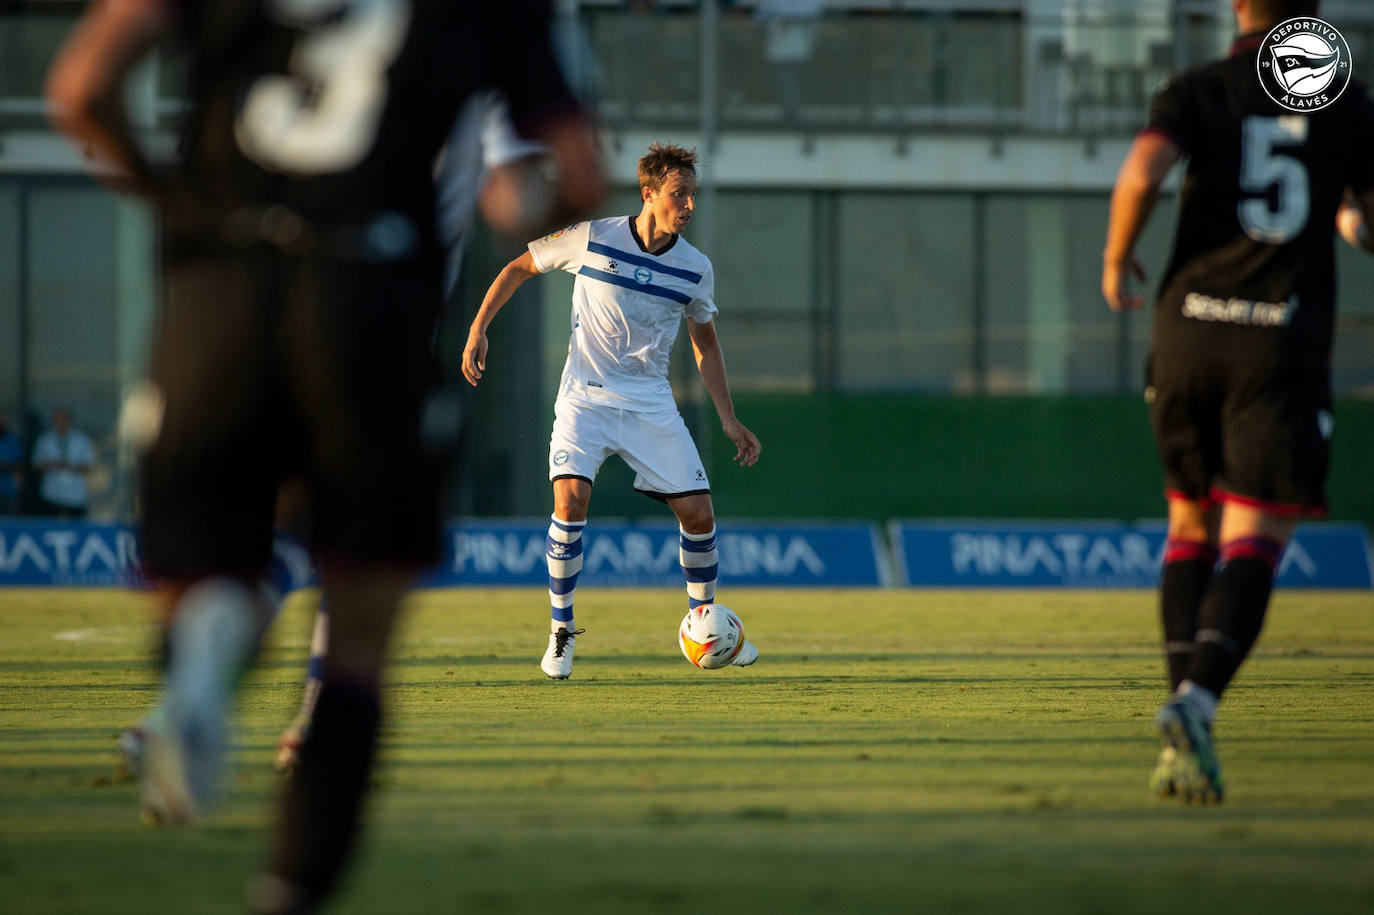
[680,526,718,609]
[547,516,585,632]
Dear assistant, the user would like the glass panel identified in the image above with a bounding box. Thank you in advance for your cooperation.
[946,15,1021,109]
[26,183,120,436]
[0,183,19,412]
[0,14,73,97]
[585,6,701,126]
[983,191,1174,394]
[0,14,79,128]
[710,190,811,317]
[1335,239,1374,394]
[836,193,975,392]
[703,315,813,392]
[1061,194,1119,392]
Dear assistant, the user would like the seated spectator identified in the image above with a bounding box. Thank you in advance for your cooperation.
[31,407,95,519]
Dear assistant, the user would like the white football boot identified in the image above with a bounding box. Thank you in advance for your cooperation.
[138,714,198,826]
[541,628,585,679]
[731,639,759,667]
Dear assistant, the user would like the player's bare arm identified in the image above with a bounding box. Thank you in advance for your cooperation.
[462,249,541,386]
[687,318,761,467]
[46,0,174,196]
[1337,187,1374,253]
[479,116,606,240]
[1102,131,1183,311]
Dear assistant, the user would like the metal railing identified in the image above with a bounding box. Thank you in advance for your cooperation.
[5,3,1374,138]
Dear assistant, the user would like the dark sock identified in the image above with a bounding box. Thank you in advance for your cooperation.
[1159,539,1218,690]
[264,680,382,909]
[1185,537,1282,698]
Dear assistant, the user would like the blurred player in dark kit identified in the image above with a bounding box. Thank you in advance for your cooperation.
[1102,0,1374,803]
[47,1,604,911]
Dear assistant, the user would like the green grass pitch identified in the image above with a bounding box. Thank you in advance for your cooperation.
[2,586,1372,913]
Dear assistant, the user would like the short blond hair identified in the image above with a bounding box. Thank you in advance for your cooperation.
[637,142,698,193]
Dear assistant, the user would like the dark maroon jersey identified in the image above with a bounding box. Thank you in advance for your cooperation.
[163,0,581,236]
[1146,33,1374,367]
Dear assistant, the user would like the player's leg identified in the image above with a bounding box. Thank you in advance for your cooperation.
[1144,355,1225,799]
[120,532,310,781]
[1160,495,1220,690]
[541,399,610,679]
[254,565,409,914]
[139,577,273,825]
[276,600,328,773]
[543,476,592,678]
[666,490,756,668]
[1184,505,1295,699]
[667,492,719,610]
[253,252,449,913]
[1148,495,1219,797]
[1159,361,1326,804]
[624,408,757,667]
[620,408,714,613]
[1161,502,1296,802]
[1184,360,1328,704]
[1157,500,1294,805]
[134,251,282,824]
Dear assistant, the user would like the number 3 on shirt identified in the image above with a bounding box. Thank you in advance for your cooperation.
[1237,115,1310,244]
[236,0,411,175]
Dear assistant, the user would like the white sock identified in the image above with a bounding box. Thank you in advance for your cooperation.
[162,577,260,803]
[1177,679,1219,723]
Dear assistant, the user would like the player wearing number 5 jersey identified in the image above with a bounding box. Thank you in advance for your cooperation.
[47,0,604,911]
[1102,0,1374,805]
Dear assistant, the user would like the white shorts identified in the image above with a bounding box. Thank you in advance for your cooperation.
[549,397,710,498]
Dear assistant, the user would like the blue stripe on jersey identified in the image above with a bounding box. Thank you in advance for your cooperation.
[587,242,704,283]
[577,266,692,305]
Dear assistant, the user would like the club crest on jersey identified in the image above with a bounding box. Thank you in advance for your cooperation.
[553,449,571,466]
[634,266,653,284]
[1257,17,1352,112]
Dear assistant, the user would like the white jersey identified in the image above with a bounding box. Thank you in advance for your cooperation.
[528,216,718,411]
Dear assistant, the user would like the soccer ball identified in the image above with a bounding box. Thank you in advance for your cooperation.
[678,603,745,669]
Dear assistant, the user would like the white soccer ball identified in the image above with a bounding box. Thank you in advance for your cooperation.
[678,603,745,670]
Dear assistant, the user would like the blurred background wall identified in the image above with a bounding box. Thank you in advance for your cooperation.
[2,0,1372,528]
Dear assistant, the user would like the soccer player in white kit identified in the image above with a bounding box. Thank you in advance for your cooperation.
[462,142,762,678]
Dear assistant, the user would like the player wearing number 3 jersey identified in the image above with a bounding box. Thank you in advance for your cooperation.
[1102,0,1374,805]
[47,1,604,911]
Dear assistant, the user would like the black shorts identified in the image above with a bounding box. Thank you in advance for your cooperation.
[139,244,450,578]
[1147,354,1332,516]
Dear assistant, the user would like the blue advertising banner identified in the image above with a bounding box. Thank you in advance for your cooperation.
[8,519,1366,589]
[0,519,890,589]
[0,521,140,587]
[421,520,890,588]
[891,520,1374,589]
